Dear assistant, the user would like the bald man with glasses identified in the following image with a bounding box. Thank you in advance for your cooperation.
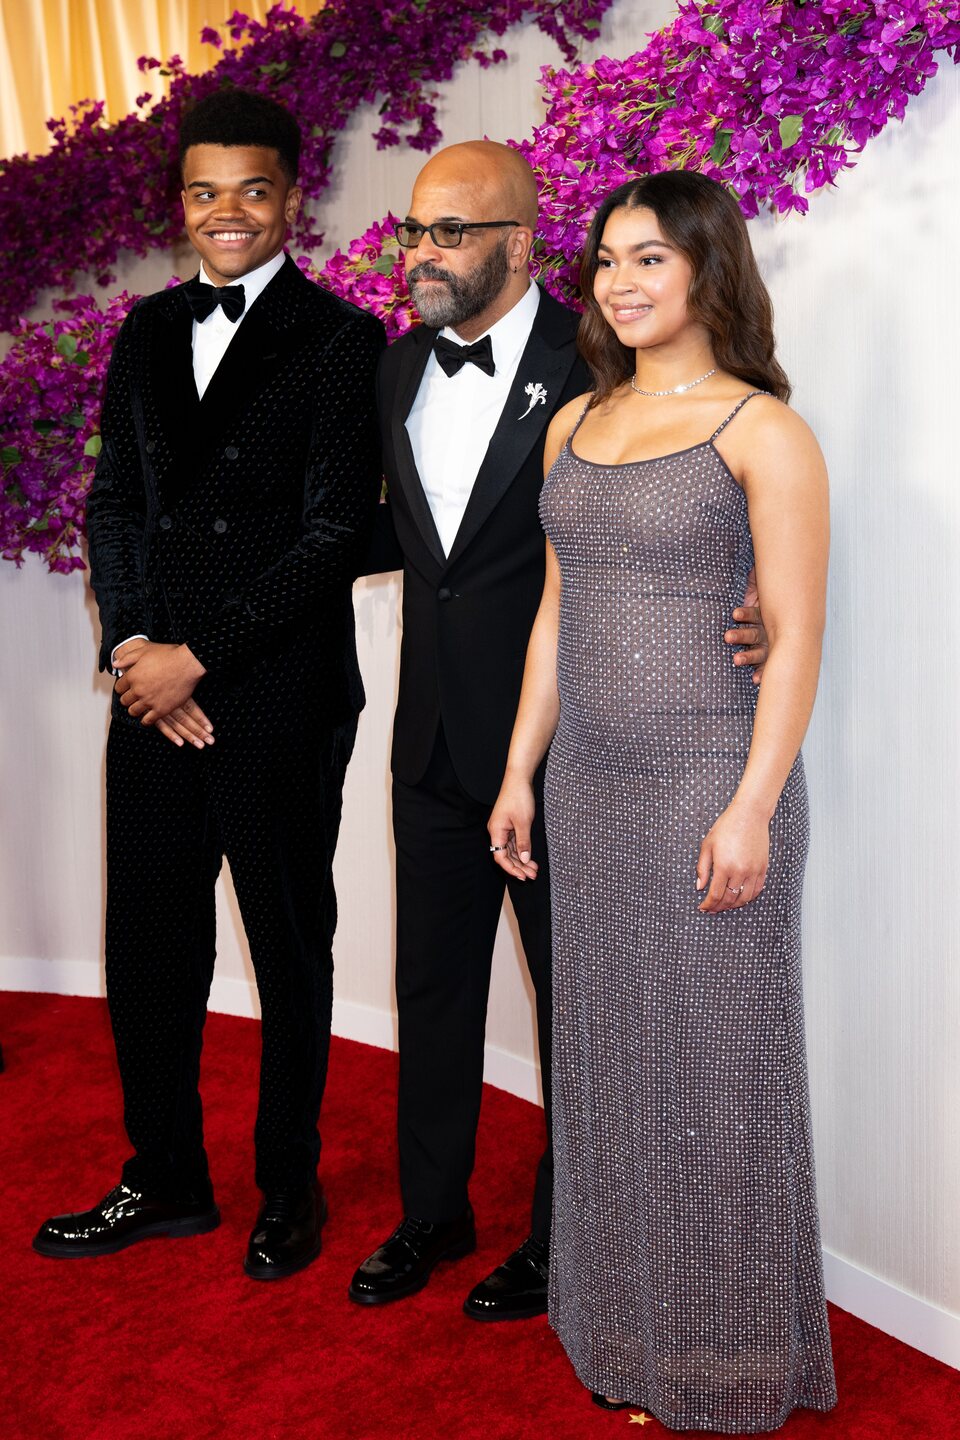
[350,141,591,1321]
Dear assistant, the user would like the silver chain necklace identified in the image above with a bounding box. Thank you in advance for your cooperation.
[630,368,716,397]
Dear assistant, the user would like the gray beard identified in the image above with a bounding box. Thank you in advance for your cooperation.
[408,240,511,329]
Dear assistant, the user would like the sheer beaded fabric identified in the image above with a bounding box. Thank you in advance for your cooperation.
[542,395,837,1433]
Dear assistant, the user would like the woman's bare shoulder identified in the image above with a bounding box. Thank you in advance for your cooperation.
[546,391,593,442]
[737,392,818,448]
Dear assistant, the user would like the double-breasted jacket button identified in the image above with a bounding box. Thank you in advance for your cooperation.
[224,445,239,460]
[213,518,228,534]
[158,514,173,530]
[437,587,452,602]
[145,440,156,455]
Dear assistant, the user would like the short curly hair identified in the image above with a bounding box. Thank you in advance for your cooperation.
[179,87,301,183]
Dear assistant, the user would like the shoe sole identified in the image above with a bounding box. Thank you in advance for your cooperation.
[462,1298,549,1323]
[242,1195,328,1282]
[32,1207,221,1259]
[347,1232,477,1306]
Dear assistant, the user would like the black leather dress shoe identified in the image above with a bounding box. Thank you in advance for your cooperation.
[33,1182,220,1258]
[463,1234,549,1321]
[348,1207,476,1305]
[243,1183,327,1281]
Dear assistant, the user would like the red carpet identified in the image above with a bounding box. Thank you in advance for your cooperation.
[2,992,957,1440]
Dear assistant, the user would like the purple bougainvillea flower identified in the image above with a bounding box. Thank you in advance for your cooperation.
[5,0,960,572]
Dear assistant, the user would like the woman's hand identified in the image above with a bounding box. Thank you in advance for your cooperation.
[488,774,539,882]
[696,799,769,913]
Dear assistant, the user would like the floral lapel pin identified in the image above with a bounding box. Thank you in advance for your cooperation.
[519,381,547,420]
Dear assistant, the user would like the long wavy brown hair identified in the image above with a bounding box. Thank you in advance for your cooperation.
[577,171,791,406]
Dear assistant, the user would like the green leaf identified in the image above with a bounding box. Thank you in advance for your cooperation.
[1,445,21,467]
[825,126,844,146]
[372,253,397,275]
[709,128,732,164]
[330,40,347,58]
[702,14,726,36]
[55,332,78,361]
[66,410,86,428]
[33,419,55,435]
[83,435,102,458]
[779,115,803,149]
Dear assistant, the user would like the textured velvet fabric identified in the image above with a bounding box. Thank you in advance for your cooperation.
[86,257,385,1195]
[87,256,385,711]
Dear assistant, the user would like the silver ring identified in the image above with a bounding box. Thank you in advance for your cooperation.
[726,884,745,896]
[489,845,507,853]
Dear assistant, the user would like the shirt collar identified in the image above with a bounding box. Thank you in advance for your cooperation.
[440,280,540,376]
[198,249,286,313]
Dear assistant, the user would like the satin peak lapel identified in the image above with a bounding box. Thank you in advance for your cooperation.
[195,266,309,440]
[148,288,200,482]
[444,318,575,568]
[389,328,446,569]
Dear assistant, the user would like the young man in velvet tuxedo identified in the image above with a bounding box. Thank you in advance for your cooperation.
[349,142,768,1320]
[33,89,385,1279]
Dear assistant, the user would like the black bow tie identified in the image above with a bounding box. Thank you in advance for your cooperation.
[185,280,246,324]
[433,333,496,378]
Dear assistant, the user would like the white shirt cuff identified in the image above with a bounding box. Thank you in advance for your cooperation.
[111,634,149,676]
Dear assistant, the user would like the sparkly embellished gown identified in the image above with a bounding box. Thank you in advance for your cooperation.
[541,396,837,1434]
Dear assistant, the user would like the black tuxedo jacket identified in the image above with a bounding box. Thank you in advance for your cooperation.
[87,256,385,727]
[367,287,590,802]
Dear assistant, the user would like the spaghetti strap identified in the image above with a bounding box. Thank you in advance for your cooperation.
[709,390,768,443]
[565,397,592,449]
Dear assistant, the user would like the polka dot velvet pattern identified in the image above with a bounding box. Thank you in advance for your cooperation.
[87,256,386,712]
[540,397,837,1433]
[85,257,385,1196]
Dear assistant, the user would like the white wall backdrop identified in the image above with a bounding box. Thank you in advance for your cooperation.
[1,0,957,1369]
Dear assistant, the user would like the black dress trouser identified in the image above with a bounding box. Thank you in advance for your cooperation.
[393,725,553,1241]
[104,692,357,1199]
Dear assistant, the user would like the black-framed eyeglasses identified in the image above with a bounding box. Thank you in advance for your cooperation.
[394,220,521,249]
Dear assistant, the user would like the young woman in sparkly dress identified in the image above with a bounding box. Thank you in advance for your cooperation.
[489,172,836,1433]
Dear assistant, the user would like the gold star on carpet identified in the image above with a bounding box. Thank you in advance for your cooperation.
[628,1414,653,1426]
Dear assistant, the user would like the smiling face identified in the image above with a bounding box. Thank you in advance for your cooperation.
[592,204,699,351]
[181,143,302,285]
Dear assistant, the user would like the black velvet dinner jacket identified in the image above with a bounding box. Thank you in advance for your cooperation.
[367,286,591,803]
[86,256,385,725]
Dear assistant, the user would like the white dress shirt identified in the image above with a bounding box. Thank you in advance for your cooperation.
[111,250,287,669]
[406,281,540,556]
[192,249,286,397]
